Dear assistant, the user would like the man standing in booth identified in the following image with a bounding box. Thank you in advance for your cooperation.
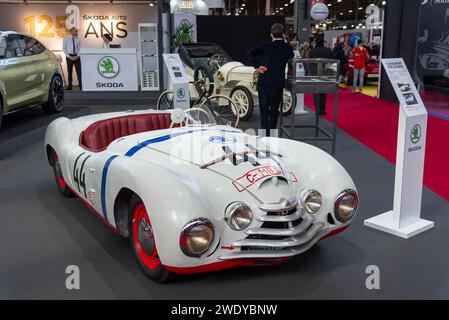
[63,27,82,90]
[248,23,294,136]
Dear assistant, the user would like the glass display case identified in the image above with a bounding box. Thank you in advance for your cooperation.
[138,23,159,91]
[281,58,340,154]
[288,58,339,87]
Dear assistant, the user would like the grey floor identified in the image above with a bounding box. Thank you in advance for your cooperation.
[0,100,448,299]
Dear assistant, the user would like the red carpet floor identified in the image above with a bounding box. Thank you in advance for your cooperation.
[304,89,449,202]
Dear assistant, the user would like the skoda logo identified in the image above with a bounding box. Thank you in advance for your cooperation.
[98,56,120,78]
[410,124,421,144]
[209,136,237,144]
[177,88,186,99]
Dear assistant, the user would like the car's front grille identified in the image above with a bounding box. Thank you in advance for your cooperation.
[218,197,324,260]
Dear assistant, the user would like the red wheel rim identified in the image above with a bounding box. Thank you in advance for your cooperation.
[54,153,67,189]
[132,204,161,270]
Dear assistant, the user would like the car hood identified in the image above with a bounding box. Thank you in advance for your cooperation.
[140,127,297,196]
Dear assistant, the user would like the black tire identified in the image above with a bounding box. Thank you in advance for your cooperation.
[42,75,64,114]
[53,151,73,197]
[194,66,214,97]
[128,194,171,283]
[230,86,254,121]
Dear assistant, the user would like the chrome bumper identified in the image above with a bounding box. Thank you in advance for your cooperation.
[218,197,325,260]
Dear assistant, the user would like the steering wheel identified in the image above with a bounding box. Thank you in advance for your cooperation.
[169,107,214,128]
[208,54,225,68]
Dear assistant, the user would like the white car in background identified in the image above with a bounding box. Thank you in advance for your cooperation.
[178,43,293,120]
[45,108,358,283]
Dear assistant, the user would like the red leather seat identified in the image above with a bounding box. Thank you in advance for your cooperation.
[80,113,173,152]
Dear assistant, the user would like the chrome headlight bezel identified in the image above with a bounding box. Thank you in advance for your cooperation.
[225,202,253,231]
[299,189,323,214]
[179,218,215,257]
[334,189,359,223]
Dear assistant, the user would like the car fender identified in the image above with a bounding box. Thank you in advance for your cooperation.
[104,156,231,267]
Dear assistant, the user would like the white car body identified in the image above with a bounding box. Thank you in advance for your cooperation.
[44,109,358,276]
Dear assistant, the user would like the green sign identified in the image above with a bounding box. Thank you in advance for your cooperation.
[410,124,421,144]
[98,56,120,78]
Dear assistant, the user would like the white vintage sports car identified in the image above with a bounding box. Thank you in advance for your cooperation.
[178,43,293,120]
[45,108,358,283]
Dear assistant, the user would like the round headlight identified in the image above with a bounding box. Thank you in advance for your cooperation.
[179,219,214,257]
[225,202,253,231]
[334,189,359,222]
[300,189,322,214]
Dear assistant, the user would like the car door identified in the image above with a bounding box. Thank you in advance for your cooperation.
[0,34,31,111]
[2,34,40,112]
[19,35,51,104]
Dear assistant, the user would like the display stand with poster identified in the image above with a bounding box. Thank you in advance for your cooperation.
[162,53,190,110]
[364,58,434,238]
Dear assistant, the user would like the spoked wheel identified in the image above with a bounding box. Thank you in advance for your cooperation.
[201,94,240,128]
[42,75,64,114]
[129,195,171,283]
[230,86,254,121]
[53,152,72,197]
[194,66,214,97]
[281,89,293,116]
[156,90,174,110]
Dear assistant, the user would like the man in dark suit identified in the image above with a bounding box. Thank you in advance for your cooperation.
[248,23,294,136]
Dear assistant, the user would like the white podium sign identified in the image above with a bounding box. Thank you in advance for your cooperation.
[80,48,138,91]
[364,58,434,238]
[163,53,190,110]
[293,62,308,115]
[364,58,434,239]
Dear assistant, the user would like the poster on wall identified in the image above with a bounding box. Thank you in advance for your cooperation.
[170,0,209,15]
[0,4,156,52]
[0,4,157,85]
[416,0,449,90]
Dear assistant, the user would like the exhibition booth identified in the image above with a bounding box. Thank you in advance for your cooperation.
[0,2,160,91]
[1,0,449,303]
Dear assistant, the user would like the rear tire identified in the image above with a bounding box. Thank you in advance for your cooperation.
[281,89,293,116]
[128,194,171,283]
[53,151,73,197]
[42,75,64,114]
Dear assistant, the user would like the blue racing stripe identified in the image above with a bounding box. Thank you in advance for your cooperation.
[101,155,118,221]
[100,128,241,220]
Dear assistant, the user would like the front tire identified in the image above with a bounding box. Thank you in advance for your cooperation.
[42,75,64,114]
[53,152,73,197]
[128,195,171,283]
[230,86,254,121]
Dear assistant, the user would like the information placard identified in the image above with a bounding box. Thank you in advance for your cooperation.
[364,58,434,238]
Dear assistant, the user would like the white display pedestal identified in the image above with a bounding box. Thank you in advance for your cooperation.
[80,48,138,91]
[364,58,434,239]
[162,53,190,109]
[365,211,434,239]
[294,93,308,115]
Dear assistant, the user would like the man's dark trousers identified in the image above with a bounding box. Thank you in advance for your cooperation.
[258,85,282,137]
[67,56,82,89]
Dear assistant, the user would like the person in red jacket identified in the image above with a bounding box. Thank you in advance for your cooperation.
[351,39,370,93]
